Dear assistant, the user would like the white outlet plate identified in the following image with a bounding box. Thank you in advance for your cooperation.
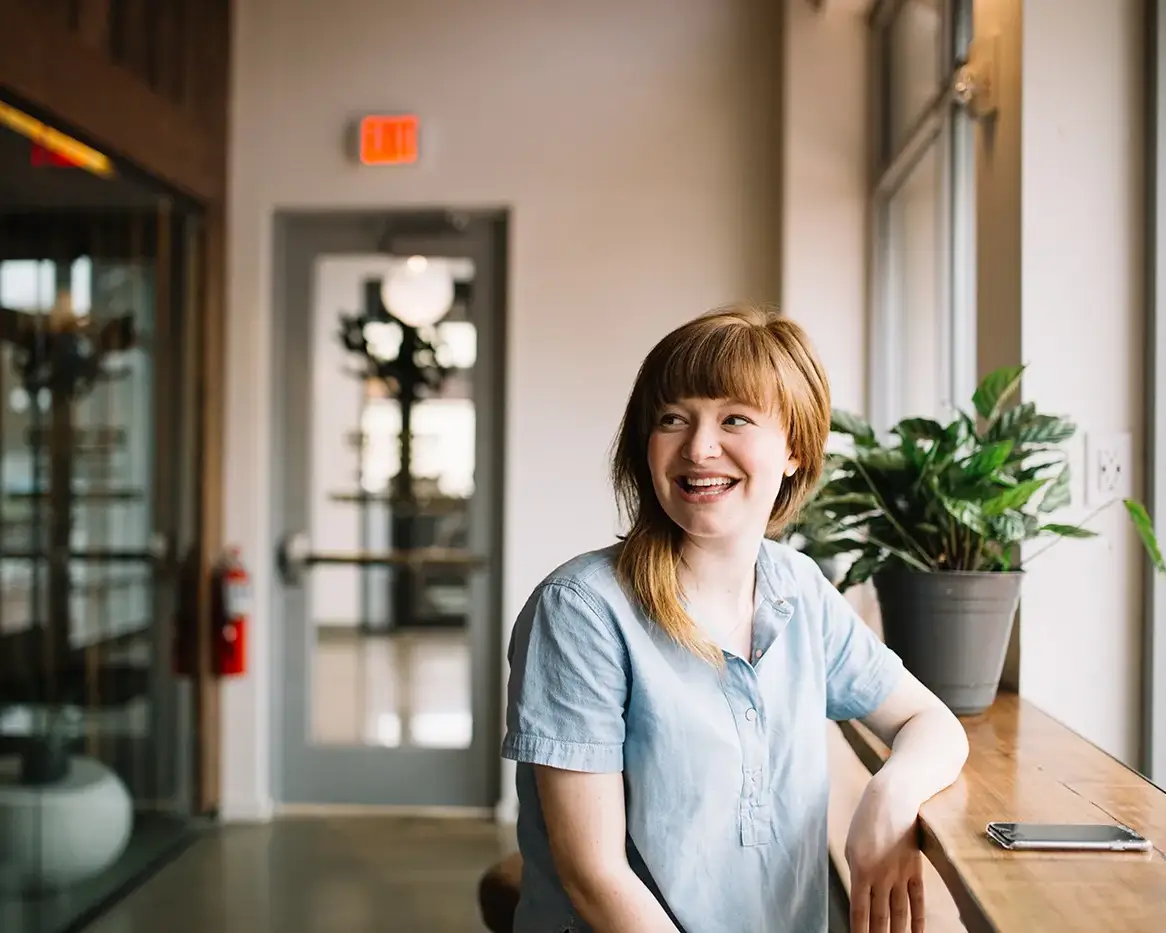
[1085,431,1133,508]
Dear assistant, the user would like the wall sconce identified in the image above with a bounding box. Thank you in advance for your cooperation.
[953,35,999,120]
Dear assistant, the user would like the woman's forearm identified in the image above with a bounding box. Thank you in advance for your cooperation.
[871,704,969,809]
[535,766,680,932]
[565,866,681,933]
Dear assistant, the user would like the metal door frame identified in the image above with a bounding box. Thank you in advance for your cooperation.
[270,209,506,809]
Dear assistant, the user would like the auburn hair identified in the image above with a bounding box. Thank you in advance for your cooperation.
[611,303,832,663]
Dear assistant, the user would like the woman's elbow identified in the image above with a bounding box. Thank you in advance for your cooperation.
[560,864,637,921]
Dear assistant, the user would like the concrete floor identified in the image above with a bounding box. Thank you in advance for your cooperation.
[83,817,514,933]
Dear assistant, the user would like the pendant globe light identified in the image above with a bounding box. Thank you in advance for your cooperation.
[380,256,454,328]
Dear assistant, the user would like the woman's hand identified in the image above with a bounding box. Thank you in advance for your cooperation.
[843,774,926,933]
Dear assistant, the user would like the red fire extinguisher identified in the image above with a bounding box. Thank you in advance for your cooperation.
[212,547,250,677]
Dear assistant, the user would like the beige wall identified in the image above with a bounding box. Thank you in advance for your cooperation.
[1016,0,1146,766]
[223,0,795,820]
[782,0,870,415]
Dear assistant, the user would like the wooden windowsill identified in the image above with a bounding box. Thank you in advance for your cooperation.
[833,692,1166,933]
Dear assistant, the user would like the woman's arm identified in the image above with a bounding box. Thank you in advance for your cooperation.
[861,668,970,807]
[535,765,681,933]
[844,670,969,932]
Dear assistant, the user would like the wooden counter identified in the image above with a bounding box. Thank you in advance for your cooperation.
[836,692,1166,933]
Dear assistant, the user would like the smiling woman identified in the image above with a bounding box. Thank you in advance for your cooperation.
[612,304,831,662]
[500,303,970,933]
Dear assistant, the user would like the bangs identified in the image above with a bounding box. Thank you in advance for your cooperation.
[644,321,792,424]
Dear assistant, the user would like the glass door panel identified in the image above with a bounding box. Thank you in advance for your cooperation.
[0,100,199,933]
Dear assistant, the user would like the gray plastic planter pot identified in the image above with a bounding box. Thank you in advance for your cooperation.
[872,569,1023,716]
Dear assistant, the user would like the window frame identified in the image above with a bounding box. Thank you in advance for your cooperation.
[1144,0,1166,785]
[868,0,976,432]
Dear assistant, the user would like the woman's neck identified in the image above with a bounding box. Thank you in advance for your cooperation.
[677,534,761,613]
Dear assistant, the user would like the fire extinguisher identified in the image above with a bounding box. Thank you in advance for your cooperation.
[212,547,250,677]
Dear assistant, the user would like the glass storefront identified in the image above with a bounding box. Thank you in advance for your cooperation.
[0,95,201,933]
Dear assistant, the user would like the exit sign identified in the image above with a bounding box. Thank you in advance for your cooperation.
[358,115,419,166]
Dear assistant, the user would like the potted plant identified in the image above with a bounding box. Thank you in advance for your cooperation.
[810,365,1151,715]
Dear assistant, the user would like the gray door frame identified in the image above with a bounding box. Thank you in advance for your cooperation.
[270,209,506,808]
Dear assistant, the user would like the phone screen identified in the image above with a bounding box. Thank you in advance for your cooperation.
[989,822,1147,846]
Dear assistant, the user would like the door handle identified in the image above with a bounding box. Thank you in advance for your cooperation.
[277,531,312,585]
[276,531,487,586]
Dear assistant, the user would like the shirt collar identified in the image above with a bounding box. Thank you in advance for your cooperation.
[751,542,797,657]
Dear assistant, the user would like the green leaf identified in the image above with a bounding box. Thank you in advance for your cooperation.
[831,410,877,446]
[839,552,883,591]
[812,492,880,513]
[894,418,947,443]
[856,447,907,473]
[982,478,1047,516]
[972,365,1025,423]
[988,512,1029,544]
[1125,499,1166,573]
[1040,523,1098,539]
[1038,467,1071,513]
[1011,414,1077,447]
[938,496,988,535]
[984,402,1036,443]
[802,536,866,559]
[962,440,1014,478]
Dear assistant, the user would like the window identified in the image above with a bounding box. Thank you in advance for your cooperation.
[1147,0,1166,784]
[870,0,976,430]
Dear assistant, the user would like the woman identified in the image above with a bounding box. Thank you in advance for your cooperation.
[502,304,969,933]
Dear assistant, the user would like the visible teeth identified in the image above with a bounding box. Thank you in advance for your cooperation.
[687,477,733,487]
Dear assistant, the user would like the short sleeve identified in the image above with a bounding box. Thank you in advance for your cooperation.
[819,575,904,722]
[501,580,629,773]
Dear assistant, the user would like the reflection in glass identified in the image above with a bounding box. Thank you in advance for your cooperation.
[309,255,477,749]
[0,102,199,933]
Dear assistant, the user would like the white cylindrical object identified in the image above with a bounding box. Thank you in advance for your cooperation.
[0,755,134,893]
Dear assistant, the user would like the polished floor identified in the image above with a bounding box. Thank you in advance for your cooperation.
[83,817,513,933]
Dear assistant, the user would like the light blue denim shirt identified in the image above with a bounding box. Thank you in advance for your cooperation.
[501,539,904,933]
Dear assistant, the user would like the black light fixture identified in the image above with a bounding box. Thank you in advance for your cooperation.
[337,258,457,630]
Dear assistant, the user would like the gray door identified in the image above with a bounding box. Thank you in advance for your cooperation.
[272,210,505,809]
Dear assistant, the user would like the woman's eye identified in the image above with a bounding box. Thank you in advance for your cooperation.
[724,414,752,427]
[658,413,684,427]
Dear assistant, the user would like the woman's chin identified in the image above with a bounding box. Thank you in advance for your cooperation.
[667,513,749,543]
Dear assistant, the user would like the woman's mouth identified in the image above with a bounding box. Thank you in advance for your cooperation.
[675,476,740,502]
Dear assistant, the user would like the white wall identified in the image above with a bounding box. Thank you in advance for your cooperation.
[1017,0,1146,766]
[223,0,793,820]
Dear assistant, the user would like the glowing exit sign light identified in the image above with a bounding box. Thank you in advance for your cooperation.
[359,115,419,166]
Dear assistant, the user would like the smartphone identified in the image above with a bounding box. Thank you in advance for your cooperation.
[985,821,1153,852]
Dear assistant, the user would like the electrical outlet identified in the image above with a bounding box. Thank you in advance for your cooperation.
[1085,431,1133,508]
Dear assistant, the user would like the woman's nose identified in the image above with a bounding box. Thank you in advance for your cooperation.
[682,423,721,462]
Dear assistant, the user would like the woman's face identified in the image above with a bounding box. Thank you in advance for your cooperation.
[646,396,799,545]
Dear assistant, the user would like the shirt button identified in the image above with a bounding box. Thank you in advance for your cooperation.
[745,708,757,722]
[753,649,763,660]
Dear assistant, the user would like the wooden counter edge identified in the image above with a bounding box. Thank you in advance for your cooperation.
[835,692,1166,933]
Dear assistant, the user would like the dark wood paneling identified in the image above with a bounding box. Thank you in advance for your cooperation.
[0,0,223,200]
[75,0,112,51]
[194,206,226,814]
